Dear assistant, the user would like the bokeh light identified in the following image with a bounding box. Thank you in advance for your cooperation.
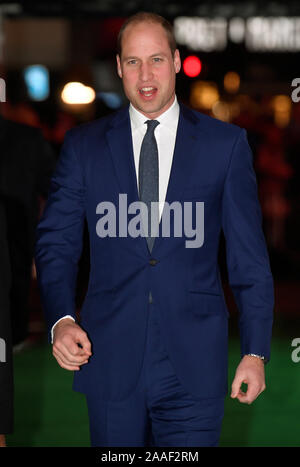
[183,56,202,78]
[61,82,96,105]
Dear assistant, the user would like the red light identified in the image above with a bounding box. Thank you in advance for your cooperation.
[183,56,202,78]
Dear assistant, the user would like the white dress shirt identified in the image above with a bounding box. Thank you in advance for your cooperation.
[51,96,180,342]
[129,95,179,219]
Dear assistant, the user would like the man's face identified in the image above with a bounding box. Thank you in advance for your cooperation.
[116,21,181,119]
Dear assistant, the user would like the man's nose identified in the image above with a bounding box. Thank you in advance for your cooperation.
[139,62,153,81]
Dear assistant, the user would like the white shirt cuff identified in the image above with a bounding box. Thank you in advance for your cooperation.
[50,315,75,344]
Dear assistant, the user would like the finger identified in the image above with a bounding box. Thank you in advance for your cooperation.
[259,384,266,394]
[236,392,251,404]
[55,354,81,371]
[56,335,91,361]
[63,333,89,356]
[244,381,261,403]
[237,394,254,404]
[231,375,244,398]
[237,385,260,404]
[54,343,89,364]
[76,332,92,355]
[53,348,88,369]
[65,331,92,357]
[53,345,89,367]
[60,342,90,362]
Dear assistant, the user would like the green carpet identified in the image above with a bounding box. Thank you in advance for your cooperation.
[6,335,300,447]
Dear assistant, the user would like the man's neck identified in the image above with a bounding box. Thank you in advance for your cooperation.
[129,95,178,123]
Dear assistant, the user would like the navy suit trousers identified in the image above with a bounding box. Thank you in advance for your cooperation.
[86,298,225,447]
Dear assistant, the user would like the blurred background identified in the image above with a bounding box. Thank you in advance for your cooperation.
[0,0,299,446]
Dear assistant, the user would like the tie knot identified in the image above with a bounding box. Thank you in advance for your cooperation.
[145,119,160,133]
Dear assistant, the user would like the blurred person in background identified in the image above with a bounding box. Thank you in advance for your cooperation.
[256,125,293,251]
[0,114,56,348]
[0,198,13,447]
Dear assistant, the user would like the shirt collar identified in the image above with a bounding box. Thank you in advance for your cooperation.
[129,95,179,132]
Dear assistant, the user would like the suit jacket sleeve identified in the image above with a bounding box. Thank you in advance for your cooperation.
[35,130,86,340]
[221,128,274,361]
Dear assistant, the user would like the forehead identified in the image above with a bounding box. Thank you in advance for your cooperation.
[121,21,171,55]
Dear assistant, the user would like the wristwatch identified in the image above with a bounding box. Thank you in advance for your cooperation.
[245,353,267,364]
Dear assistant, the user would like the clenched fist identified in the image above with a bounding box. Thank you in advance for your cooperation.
[52,318,92,371]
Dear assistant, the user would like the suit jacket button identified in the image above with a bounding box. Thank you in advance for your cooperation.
[149,259,158,266]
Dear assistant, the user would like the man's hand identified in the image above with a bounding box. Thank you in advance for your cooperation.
[52,318,92,371]
[231,355,266,404]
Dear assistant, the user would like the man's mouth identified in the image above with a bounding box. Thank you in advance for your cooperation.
[139,87,157,97]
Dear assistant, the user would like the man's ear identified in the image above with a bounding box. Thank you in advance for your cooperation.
[116,55,122,78]
[174,49,181,74]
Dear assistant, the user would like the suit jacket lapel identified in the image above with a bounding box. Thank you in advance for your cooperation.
[152,103,205,254]
[163,103,200,206]
[106,106,139,207]
[106,105,149,256]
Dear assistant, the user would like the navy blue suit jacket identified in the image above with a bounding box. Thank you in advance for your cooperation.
[35,102,274,402]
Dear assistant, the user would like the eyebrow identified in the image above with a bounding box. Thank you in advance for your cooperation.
[122,52,167,61]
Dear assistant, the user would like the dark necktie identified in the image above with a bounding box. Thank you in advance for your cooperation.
[138,119,160,253]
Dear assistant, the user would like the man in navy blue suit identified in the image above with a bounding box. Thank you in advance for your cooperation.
[35,12,274,447]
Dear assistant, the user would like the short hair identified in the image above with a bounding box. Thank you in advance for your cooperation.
[117,12,177,57]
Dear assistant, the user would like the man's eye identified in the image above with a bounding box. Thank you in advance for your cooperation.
[153,57,162,62]
[128,60,137,65]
